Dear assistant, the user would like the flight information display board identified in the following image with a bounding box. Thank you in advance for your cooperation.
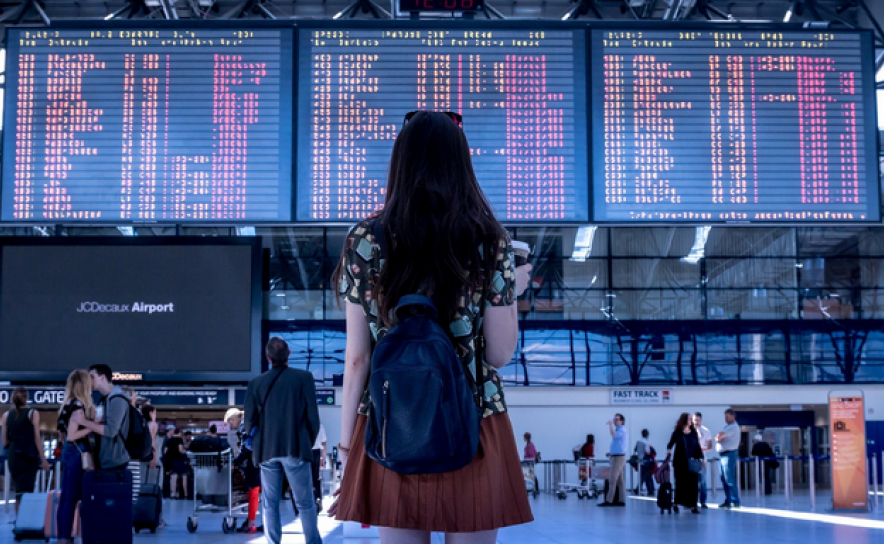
[592,29,880,222]
[2,27,293,222]
[297,27,589,222]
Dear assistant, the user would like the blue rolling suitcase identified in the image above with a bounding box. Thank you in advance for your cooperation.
[81,470,133,544]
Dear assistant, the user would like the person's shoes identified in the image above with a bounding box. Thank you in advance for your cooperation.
[691,507,700,514]
[613,502,626,507]
[316,497,324,513]
[701,504,708,509]
[598,502,613,507]
[237,524,262,534]
[719,503,732,509]
[731,504,741,509]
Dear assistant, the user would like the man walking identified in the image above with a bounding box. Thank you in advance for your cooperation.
[245,337,322,544]
[715,408,741,509]
[599,413,628,507]
[693,412,713,508]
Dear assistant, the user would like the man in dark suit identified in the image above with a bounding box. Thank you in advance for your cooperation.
[245,337,322,544]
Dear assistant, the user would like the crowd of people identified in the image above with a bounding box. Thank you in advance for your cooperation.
[521,408,757,513]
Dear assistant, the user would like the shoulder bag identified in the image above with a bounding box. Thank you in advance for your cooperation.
[684,434,703,474]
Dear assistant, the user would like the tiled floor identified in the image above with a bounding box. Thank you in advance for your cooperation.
[1,491,882,544]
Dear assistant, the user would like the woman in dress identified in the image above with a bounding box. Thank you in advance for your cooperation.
[666,412,705,514]
[331,111,534,543]
[56,370,94,543]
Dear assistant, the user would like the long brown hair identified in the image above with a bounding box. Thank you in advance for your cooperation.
[333,111,506,325]
[674,412,693,433]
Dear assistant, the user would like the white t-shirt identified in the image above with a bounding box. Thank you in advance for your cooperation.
[696,425,715,460]
[312,423,327,451]
[715,421,741,453]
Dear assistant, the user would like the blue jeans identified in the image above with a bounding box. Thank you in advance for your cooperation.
[640,461,655,495]
[698,464,707,506]
[260,457,321,544]
[719,451,740,506]
[57,442,84,540]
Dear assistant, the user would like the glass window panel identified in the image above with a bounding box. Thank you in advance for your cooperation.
[610,227,696,257]
[706,258,797,289]
[611,258,700,289]
[797,227,862,257]
[611,289,702,320]
[706,289,798,320]
[705,227,795,257]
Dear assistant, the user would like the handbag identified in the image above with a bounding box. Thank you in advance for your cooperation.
[684,435,703,474]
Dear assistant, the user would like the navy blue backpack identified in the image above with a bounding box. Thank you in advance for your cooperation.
[364,223,485,474]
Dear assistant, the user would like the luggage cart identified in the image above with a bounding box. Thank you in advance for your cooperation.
[556,458,599,500]
[521,461,540,499]
[185,449,248,534]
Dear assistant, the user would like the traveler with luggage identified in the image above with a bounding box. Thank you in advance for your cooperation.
[665,413,705,514]
[693,412,714,508]
[233,417,263,534]
[751,433,778,495]
[715,408,742,508]
[1,387,50,516]
[55,370,95,543]
[244,337,322,544]
[599,414,628,507]
[580,434,595,459]
[330,111,535,542]
[73,364,142,544]
[225,408,244,457]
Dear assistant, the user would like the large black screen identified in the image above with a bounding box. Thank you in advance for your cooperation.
[297,27,589,222]
[591,29,880,222]
[2,27,293,222]
[0,241,260,382]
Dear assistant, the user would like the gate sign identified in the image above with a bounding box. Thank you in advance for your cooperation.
[0,389,65,405]
[828,394,869,511]
[610,389,672,405]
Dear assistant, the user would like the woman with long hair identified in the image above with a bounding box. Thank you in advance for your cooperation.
[1,387,50,517]
[330,111,534,543]
[666,412,705,514]
[56,370,94,542]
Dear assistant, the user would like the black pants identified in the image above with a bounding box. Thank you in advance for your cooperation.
[311,449,322,501]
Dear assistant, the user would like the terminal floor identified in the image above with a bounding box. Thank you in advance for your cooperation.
[0,492,882,544]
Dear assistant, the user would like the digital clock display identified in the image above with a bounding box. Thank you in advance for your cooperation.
[398,0,484,11]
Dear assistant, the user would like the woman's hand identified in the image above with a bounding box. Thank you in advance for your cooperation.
[515,264,533,297]
[150,459,158,470]
[41,459,50,472]
[327,488,342,518]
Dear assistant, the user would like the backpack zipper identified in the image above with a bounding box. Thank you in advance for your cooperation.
[381,380,389,459]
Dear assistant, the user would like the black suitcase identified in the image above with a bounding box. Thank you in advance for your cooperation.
[134,468,162,534]
[657,482,673,514]
[81,469,134,544]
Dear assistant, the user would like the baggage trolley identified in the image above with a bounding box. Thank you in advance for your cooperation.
[185,449,249,534]
[556,458,598,500]
[521,461,540,499]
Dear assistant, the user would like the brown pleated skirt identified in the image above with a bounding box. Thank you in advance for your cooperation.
[335,412,534,532]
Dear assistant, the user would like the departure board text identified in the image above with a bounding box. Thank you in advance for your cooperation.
[297,28,588,222]
[2,28,293,222]
[591,30,879,222]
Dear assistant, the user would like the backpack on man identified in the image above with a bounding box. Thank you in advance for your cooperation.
[109,394,153,462]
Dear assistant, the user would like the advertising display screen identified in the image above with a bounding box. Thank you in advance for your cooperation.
[297,26,589,222]
[2,27,294,222]
[591,29,879,222]
[0,239,261,382]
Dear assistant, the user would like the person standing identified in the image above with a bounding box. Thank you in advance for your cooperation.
[225,408,244,458]
[693,412,713,508]
[634,429,655,496]
[311,423,327,512]
[56,370,94,544]
[715,408,741,508]
[1,388,49,516]
[599,413,628,507]
[244,337,321,544]
[523,432,537,462]
[666,413,704,514]
[751,434,777,495]
[580,434,595,458]
[330,111,534,542]
[163,429,188,499]
[74,365,131,471]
